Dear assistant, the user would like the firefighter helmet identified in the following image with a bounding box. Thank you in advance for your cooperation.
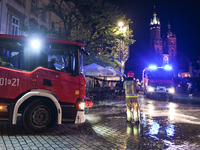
[127,71,134,77]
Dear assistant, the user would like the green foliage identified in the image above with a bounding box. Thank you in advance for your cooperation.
[22,0,135,69]
[72,0,135,68]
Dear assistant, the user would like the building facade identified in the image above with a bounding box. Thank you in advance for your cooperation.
[0,0,63,36]
[150,8,177,66]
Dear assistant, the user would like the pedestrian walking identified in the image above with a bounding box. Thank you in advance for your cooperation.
[124,71,140,124]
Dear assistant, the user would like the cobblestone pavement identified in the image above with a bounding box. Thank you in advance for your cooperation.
[1,95,200,149]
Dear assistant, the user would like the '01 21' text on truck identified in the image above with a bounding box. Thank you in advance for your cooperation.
[142,65,175,101]
[0,34,89,133]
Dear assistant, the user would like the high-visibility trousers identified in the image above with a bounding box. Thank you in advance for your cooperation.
[126,95,139,122]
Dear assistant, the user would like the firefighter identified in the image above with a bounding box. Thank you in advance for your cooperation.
[124,71,140,124]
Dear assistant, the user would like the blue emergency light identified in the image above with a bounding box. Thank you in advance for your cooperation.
[164,65,172,70]
[149,65,157,70]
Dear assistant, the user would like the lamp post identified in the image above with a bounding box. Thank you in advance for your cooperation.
[118,21,126,75]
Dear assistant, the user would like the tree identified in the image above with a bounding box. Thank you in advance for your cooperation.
[38,0,79,40]
[27,0,135,69]
[72,0,134,68]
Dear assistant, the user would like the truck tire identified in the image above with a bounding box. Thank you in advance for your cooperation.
[22,99,57,133]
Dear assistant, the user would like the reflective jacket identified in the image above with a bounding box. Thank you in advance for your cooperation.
[124,77,137,98]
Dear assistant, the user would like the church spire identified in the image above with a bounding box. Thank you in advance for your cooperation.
[150,6,160,25]
[166,22,175,37]
[154,5,156,14]
[167,21,171,32]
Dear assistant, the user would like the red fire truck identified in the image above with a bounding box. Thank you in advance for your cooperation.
[142,65,175,100]
[0,34,89,133]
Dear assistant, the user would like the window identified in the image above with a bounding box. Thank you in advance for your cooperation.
[12,16,20,35]
[163,56,169,64]
[0,47,20,69]
[31,0,37,14]
[41,12,46,22]
[0,36,81,73]
[47,47,75,73]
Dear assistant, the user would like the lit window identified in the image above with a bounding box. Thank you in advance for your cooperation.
[163,56,169,64]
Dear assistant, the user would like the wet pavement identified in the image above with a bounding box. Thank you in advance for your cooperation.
[1,94,200,149]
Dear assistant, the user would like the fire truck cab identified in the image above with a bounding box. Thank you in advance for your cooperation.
[0,34,88,133]
[142,65,175,100]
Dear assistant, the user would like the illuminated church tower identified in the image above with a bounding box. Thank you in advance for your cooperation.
[150,7,163,57]
[150,6,177,66]
[163,22,177,65]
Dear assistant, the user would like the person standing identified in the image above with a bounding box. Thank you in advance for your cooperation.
[124,71,140,124]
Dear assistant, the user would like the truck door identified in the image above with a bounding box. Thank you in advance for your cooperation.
[0,68,27,99]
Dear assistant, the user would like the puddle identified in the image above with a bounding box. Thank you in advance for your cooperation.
[85,95,200,149]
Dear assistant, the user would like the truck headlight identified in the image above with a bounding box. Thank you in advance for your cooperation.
[78,101,86,110]
[148,86,154,92]
[0,105,8,112]
[169,88,175,94]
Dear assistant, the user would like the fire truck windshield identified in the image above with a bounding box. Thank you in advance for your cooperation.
[148,69,173,80]
[0,35,84,74]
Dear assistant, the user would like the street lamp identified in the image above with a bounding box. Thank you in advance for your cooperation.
[118,21,126,75]
[118,21,124,28]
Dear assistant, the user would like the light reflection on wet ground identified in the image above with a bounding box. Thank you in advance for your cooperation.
[1,94,200,149]
[85,95,200,149]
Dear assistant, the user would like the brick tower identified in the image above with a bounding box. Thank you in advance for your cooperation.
[163,22,177,65]
[150,6,163,57]
[150,6,177,66]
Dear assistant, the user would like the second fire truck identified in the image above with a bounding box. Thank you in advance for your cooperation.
[142,65,175,100]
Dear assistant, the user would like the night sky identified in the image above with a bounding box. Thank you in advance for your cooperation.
[108,0,200,78]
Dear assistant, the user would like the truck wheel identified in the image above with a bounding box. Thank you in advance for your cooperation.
[22,99,57,133]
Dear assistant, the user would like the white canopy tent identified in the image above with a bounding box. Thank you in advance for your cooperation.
[106,66,125,77]
[83,63,127,88]
[83,63,116,87]
[83,63,116,77]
